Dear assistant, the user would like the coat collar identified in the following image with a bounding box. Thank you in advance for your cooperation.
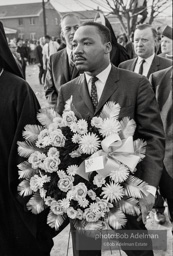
[78,65,120,115]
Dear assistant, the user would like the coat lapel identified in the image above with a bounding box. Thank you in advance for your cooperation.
[147,55,159,78]
[95,66,119,115]
[60,49,70,81]
[131,58,137,71]
[79,75,95,115]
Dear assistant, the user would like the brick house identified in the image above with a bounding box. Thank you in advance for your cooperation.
[0,2,61,40]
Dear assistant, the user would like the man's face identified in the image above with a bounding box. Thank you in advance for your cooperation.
[72,25,111,75]
[61,16,80,49]
[17,40,23,47]
[134,28,156,58]
[161,36,172,55]
[9,43,17,54]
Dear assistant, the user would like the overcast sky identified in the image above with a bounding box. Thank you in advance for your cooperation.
[0,0,172,16]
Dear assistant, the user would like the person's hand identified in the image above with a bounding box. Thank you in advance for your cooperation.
[137,193,155,224]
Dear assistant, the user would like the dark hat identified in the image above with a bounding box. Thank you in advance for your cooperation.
[162,26,173,40]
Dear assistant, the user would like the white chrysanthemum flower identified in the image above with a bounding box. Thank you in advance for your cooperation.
[91,117,103,128]
[72,133,81,144]
[110,164,129,183]
[90,203,100,213]
[79,133,100,154]
[77,119,88,135]
[57,170,66,178]
[67,207,77,219]
[93,174,106,187]
[61,198,70,211]
[36,135,51,148]
[101,182,124,202]
[88,190,96,200]
[78,198,89,208]
[66,165,78,176]
[99,118,121,137]
[70,123,79,133]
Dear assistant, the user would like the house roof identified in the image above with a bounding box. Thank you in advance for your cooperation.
[0,2,55,19]
[4,27,17,34]
[60,10,98,20]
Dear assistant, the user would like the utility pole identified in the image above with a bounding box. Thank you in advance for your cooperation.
[42,0,47,36]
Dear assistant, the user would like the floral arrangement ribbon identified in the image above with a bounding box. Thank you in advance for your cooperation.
[76,134,140,180]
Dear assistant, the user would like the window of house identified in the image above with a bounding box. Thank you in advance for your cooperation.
[55,18,58,25]
[30,33,36,40]
[18,18,23,26]
[18,33,24,39]
[30,17,35,25]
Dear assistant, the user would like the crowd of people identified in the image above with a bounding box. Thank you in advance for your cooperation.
[0,9,172,256]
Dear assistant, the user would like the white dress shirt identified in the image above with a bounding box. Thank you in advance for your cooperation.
[85,63,111,101]
[85,63,156,196]
[134,54,155,77]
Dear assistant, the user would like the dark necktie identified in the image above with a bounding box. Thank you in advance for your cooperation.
[90,76,98,110]
[138,59,145,75]
[69,51,75,77]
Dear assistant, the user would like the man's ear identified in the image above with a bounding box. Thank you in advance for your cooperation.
[105,42,112,54]
[60,31,65,41]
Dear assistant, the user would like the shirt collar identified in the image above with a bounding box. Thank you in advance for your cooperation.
[138,53,155,64]
[66,47,72,58]
[85,63,112,84]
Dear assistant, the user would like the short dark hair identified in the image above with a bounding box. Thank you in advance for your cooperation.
[45,35,51,40]
[80,21,111,43]
[135,24,157,39]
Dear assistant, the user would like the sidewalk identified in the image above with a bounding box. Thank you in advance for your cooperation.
[26,65,172,256]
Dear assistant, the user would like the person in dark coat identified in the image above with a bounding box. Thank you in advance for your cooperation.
[56,21,165,256]
[0,21,67,256]
[119,24,172,78]
[35,39,45,84]
[94,11,130,66]
[17,38,28,79]
[150,66,173,227]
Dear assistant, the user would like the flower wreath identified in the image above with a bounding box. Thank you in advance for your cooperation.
[17,97,148,232]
